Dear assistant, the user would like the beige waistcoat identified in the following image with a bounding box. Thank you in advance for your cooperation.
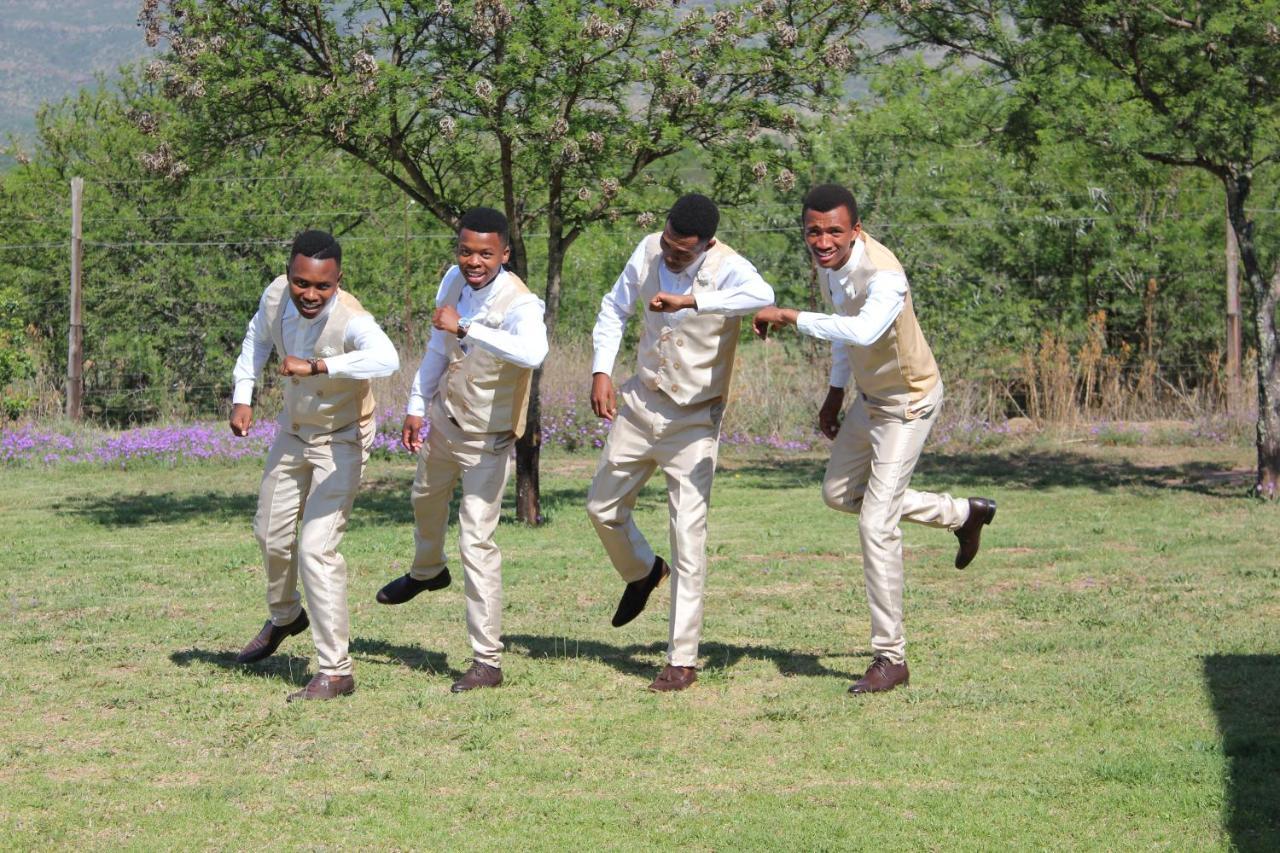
[635,234,742,407]
[264,275,377,440]
[820,234,940,406]
[438,271,535,438]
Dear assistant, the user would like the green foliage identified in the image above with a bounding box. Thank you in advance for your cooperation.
[139,0,874,326]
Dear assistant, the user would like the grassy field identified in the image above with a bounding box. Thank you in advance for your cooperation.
[1,438,1277,850]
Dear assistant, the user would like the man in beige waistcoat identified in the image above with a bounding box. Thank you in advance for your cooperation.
[753,184,996,695]
[374,207,548,693]
[588,193,775,692]
[230,230,400,702]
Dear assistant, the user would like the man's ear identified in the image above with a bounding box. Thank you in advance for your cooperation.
[704,238,717,251]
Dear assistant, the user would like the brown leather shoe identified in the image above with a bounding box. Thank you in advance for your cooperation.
[234,610,309,663]
[286,673,355,702]
[648,664,697,692]
[451,660,503,693]
[954,497,997,569]
[848,656,909,694]
[612,556,670,627]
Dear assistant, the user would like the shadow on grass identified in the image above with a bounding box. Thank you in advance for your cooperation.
[1204,654,1280,852]
[57,478,595,530]
[724,449,1253,497]
[505,634,858,681]
[58,491,256,526]
[169,647,313,687]
[350,476,605,529]
[349,637,456,676]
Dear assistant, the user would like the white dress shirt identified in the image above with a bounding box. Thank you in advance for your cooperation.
[795,237,908,389]
[591,237,775,376]
[232,284,400,406]
[406,267,549,417]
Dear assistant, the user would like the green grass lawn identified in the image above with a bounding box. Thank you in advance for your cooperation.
[1,440,1277,850]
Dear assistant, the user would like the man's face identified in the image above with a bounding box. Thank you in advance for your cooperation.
[803,205,862,270]
[287,255,342,319]
[456,228,510,288]
[660,221,713,274]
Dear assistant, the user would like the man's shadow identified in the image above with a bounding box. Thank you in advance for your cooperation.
[505,634,857,681]
[169,638,457,683]
[170,648,314,687]
[1203,654,1280,851]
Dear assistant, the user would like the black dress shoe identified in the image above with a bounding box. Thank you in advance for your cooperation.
[286,673,355,702]
[451,661,503,693]
[954,497,997,569]
[235,610,309,664]
[376,569,451,604]
[611,556,670,628]
[848,656,909,694]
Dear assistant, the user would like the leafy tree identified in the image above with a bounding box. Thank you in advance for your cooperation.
[810,57,1223,396]
[139,0,873,521]
[1,72,414,423]
[888,0,1280,495]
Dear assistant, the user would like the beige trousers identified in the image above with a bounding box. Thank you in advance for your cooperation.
[254,417,373,677]
[822,382,968,664]
[410,397,514,668]
[587,379,723,667]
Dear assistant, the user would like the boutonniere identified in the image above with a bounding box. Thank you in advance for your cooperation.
[317,346,339,358]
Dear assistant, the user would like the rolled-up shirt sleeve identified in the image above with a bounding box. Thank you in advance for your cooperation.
[591,240,647,376]
[322,314,400,379]
[231,288,274,407]
[692,254,775,316]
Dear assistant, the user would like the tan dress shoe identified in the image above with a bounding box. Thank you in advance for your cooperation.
[849,656,909,694]
[287,673,355,702]
[451,661,503,693]
[648,664,697,692]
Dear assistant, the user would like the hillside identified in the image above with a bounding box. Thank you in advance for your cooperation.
[0,0,153,144]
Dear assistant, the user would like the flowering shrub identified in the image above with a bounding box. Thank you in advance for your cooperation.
[2,406,831,469]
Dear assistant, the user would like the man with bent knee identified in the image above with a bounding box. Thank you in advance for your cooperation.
[230,230,399,702]
[587,193,774,692]
[375,207,547,693]
[753,184,996,695]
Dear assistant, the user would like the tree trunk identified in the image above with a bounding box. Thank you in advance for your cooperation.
[499,136,541,523]
[1224,173,1280,498]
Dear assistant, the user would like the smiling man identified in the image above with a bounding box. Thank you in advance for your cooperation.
[587,193,774,692]
[752,184,996,695]
[374,207,547,693]
[229,229,400,702]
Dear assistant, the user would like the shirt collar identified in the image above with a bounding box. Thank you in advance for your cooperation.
[829,237,865,287]
[667,251,707,286]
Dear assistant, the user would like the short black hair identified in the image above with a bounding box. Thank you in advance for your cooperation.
[458,206,510,246]
[290,229,341,264]
[666,193,719,241]
[802,184,859,223]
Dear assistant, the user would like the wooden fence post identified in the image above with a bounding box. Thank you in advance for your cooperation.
[66,176,84,421]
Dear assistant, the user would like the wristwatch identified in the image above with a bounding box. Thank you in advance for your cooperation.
[456,316,472,338]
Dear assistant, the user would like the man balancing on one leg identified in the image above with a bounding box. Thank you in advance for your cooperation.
[229,229,400,702]
[752,184,995,695]
[587,193,775,692]
[374,207,547,693]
